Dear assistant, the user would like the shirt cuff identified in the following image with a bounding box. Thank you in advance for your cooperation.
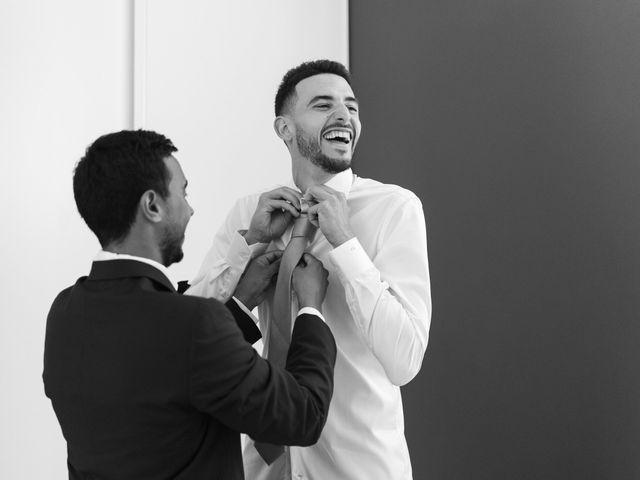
[231,296,259,325]
[328,237,374,282]
[297,307,325,323]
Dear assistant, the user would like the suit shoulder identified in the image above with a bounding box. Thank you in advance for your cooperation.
[48,277,86,313]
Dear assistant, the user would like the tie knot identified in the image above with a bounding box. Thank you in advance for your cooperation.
[299,197,316,214]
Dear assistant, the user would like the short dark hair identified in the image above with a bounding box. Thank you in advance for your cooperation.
[275,59,352,116]
[73,129,177,247]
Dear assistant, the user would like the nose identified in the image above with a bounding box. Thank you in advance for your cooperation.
[332,103,350,123]
[189,204,195,217]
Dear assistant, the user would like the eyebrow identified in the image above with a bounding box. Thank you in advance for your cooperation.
[308,95,360,106]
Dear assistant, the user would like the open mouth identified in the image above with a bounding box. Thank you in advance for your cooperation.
[322,129,353,145]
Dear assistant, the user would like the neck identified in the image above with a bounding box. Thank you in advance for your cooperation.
[104,235,163,266]
[292,157,336,193]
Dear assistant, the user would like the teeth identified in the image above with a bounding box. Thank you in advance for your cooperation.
[323,130,351,142]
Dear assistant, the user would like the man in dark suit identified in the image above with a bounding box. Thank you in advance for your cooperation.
[43,130,336,479]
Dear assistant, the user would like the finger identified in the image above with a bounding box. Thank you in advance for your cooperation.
[267,259,282,276]
[306,205,320,227]
[280,211,295,225]
[260,250,284,264]
[265,199,300,217]
[265,187,302,210]
[308,214,319,228]
[301,252,318,266]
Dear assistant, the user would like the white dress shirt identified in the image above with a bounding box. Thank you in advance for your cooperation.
[187,169,431,480]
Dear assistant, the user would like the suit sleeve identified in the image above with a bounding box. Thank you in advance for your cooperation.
[224,298,261,344]
[189,299,336,446]
[180,280,261,344]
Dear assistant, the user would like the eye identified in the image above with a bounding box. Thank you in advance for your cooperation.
[348,105,359,113]
[314,104,330,110]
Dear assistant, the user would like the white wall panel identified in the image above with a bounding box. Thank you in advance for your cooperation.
[0,1,347,477]
[0,1,132,478]
[136,0,349,281]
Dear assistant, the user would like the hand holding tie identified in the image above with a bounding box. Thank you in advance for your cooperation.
[292,253,329,311]
[305,185,354,248]
[244,187,302,245]
[233,250,283,310]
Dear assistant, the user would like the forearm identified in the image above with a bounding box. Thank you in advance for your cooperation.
[329,213,431,386]
[256,314,336,445]
[191,305,336,446]
[339,263,430,385]
[187,230,265,301]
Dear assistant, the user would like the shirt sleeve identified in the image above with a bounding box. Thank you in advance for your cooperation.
[328,195,432,386]
[297,307,325,323]
[225,298,262,344]
[186,197,267,302]
[232,296,260,324]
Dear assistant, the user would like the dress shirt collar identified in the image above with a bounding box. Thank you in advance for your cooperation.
[94,250,178,291]
[289,168,354,199]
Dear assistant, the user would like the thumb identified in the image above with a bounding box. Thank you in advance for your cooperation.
[307,205,320,227]
[267,258,282,274]
[301,253,316,267]
[261,250,283,264]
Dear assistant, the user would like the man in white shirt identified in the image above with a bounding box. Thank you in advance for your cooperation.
[188,60,432,479]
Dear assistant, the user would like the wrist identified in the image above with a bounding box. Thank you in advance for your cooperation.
[234,293,254,311]
[297,296,323,311]
[243,229,260,246]
[329,231,354,248]
[299,302,322,311]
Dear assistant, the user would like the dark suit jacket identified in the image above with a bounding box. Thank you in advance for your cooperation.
[43,260,336,480]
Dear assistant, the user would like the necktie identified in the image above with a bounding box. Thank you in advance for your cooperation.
[255,205,317,465]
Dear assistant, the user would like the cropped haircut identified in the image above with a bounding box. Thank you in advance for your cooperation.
[274,59,352,116]
[73,130,177,247]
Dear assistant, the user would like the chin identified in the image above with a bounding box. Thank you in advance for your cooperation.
[161,245,184,267]
[316,158,351,174]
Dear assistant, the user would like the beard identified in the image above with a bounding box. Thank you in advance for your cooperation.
[159,222,185,267]
[295,130,351,174]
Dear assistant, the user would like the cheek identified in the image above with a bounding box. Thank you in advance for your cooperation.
[300,118,323,134]
[353,125,362,143]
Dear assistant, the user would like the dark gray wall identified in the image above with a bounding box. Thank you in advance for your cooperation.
[349,1,640,478]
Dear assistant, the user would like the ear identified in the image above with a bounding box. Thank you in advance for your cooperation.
[274,115,294,143]
[139,190,164,224]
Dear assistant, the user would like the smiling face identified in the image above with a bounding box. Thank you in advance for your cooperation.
[286,73,361,174]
